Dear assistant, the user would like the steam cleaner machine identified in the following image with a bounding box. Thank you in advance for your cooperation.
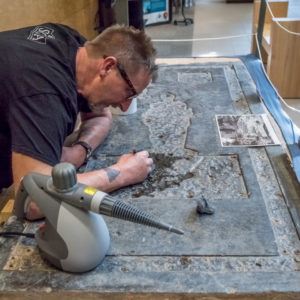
[14,162,184,273]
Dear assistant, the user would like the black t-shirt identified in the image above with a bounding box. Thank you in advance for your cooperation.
[0,23,89,188]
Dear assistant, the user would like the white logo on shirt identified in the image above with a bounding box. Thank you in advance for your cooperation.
[27,26,55,44]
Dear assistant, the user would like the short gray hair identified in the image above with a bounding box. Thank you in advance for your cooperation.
[85,25,158,79]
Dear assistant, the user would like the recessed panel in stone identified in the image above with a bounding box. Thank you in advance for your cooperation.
[178,71,212,84]
[83,152,277,255]
[104,195,277,256]
[183,68,236,154]
[86,153,248,201]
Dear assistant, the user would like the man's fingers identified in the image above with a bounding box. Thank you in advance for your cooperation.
[147,158,153,166]
[147,158,154,174]
[138,150,150,158]
[26,201,45,221]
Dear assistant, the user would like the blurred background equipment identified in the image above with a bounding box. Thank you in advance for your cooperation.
[97,0,144,32]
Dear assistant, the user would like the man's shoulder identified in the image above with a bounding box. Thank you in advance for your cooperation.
[0,23,83,103]
[0,23,86,45]
[26,23,86,45]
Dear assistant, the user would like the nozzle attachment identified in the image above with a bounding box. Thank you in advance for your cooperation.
[98,194,184,235]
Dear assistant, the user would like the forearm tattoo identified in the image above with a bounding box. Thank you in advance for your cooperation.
[104,168,120,182]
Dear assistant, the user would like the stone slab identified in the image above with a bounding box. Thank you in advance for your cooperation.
[1,60,300,298]
[93,112,152,156]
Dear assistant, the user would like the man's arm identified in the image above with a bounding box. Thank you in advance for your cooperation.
[12,107,113,192]
[60,107,112,169]
[77,150,153,193]
[12,150,153,220]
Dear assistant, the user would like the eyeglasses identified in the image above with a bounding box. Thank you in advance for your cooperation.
[116,63,138,99]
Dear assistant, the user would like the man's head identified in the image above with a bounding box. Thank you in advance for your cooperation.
[81,25,157,112]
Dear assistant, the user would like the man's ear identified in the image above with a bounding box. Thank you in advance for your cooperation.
[100,56,117,76]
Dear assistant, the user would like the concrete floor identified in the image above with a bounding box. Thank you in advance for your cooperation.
[146,0,300,57]
[146,0,253,57]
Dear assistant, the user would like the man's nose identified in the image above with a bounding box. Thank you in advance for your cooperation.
[119,99,133,112]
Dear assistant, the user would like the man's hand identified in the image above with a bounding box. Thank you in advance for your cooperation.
[12,153,53,221]
[26,200,45,221]
[113,151,153,187]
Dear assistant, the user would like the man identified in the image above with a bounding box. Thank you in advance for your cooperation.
[0,23,157,220]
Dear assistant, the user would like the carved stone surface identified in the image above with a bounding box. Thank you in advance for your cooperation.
[1,60,300,298]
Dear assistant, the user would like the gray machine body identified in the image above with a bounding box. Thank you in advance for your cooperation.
[15,170,110,272]
[36,202,110,272]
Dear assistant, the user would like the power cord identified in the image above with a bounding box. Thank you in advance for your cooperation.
[0,231,35,238]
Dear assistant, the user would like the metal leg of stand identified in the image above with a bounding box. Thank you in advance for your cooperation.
[174,0,193,26]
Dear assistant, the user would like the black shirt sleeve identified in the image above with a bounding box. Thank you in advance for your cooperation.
[10,93,77,166]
